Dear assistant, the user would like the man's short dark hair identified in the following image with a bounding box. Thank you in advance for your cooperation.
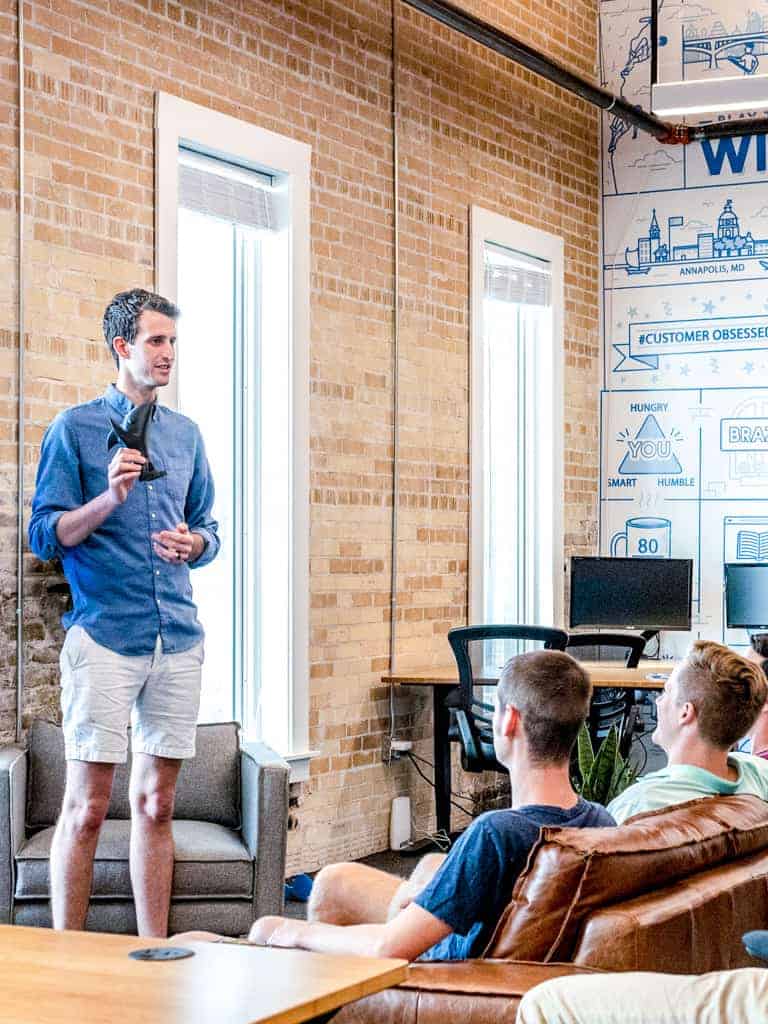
[497,650,592,764]
[751,634,768,659]
[679,640,767,749]
[102,289,179,368]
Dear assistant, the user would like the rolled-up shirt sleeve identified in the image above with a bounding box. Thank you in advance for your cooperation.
[28,414,84,561]
[186,427,220,570]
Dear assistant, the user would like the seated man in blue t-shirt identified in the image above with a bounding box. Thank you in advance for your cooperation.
[234,650,615,961]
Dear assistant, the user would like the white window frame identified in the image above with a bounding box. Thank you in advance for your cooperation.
[469,205,565,628]
[155,92,313,780]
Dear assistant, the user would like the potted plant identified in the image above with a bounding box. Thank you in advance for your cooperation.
[573,722,638,805]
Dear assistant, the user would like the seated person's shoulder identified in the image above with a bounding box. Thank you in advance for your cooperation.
[731,750,768,791]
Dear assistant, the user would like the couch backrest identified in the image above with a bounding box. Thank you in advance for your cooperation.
[485,794,768,962]
[572,847,768,972]
[26,721,241,830]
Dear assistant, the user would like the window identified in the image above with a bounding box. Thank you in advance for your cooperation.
[155,94,311,776]
[469,207,564,642]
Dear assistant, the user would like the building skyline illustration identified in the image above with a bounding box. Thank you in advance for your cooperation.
[618,199,768,275]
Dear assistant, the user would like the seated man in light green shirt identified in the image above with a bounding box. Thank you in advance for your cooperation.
[608,640,768,824]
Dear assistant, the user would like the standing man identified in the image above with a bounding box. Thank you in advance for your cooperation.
[29,288,220,936]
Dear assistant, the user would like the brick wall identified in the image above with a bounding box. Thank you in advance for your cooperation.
[0,0,600,872]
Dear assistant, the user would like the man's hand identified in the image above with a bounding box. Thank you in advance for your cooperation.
[107,448,145,505]
[170,930,222,943]
[249,916,306,948]
[152,522,202,564]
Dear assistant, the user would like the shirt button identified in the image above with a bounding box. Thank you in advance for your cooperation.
[155,570,160,576]
[151,513,156,519]
[148,485,153,491]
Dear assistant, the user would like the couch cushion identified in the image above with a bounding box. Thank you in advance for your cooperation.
[15,819,253,898]
[485,794,768,962]
[26,721,240,829]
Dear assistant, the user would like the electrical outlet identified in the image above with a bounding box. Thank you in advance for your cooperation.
[390,739,413,752]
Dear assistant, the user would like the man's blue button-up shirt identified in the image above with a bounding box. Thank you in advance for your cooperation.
[29,385,220,656]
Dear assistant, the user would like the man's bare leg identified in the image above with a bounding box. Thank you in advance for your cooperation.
[50,760,116,930]
[129,753,182,937]
[309,853,447,925]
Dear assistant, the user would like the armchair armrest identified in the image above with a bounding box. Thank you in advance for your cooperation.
[241,743,289,919]
[0,745,27,923]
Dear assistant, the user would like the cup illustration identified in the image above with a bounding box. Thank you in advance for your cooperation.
[610,516,672,558]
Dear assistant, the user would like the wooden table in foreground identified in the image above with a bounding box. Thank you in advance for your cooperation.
[382,661,676,836]
[0,925,408,1024]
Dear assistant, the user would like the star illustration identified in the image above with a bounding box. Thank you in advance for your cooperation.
[744,362,755,374]
[702,300,716,314]
[627,306,638,318]
[680,364,690,376]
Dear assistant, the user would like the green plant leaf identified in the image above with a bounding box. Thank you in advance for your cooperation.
[585,724,619,804]
[577,721,595,780]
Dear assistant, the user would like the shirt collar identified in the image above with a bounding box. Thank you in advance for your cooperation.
[104,384,159,420]
[665,758,742,793]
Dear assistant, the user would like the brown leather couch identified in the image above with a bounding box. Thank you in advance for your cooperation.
[334,794,768,1023]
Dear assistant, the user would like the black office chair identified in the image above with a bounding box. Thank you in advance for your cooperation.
[565,632,648,758]
[447,625,568,774]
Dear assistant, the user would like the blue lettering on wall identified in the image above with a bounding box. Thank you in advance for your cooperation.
[700,135,766,176]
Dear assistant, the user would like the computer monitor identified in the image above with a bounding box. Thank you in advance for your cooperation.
[724,563,768,630]
[569,557,693,631]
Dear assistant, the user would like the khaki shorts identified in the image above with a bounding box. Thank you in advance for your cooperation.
[59,625,204,763]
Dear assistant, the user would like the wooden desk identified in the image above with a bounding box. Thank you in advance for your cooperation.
[0,925,408,1024]
[383,661,675,690]
[382,661,675,835]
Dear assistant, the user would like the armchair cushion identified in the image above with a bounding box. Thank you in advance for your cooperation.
[15,819,253,898]
[26,720,241,829]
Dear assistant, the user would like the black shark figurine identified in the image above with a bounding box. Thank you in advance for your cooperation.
[107,401,166,482]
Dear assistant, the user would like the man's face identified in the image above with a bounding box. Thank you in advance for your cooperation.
[653,667,683,751]
[120,310,176,388]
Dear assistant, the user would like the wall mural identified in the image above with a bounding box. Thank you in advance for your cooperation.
[600,0,768,655]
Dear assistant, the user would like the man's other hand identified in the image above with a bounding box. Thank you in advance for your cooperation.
[249,916,305,948]
[152,522,197,563]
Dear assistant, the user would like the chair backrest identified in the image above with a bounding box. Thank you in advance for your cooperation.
[26,721,242,831]
[446,626,568,773]
[565,632,647,668]
[448,625,569,706]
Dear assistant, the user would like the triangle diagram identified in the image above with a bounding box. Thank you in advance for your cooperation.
[618,414,683,475]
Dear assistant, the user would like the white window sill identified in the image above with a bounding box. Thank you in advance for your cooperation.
[241,737,319,783]
[282,750,321,784]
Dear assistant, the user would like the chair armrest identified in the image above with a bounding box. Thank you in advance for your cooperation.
[240,743,289,919]
[0,745,27,923]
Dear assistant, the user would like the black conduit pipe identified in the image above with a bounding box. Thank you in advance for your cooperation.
[402,0,768,144]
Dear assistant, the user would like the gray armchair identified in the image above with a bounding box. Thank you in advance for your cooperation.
[0,720,289,935]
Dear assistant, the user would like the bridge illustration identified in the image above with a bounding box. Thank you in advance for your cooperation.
[683,29,768,75]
